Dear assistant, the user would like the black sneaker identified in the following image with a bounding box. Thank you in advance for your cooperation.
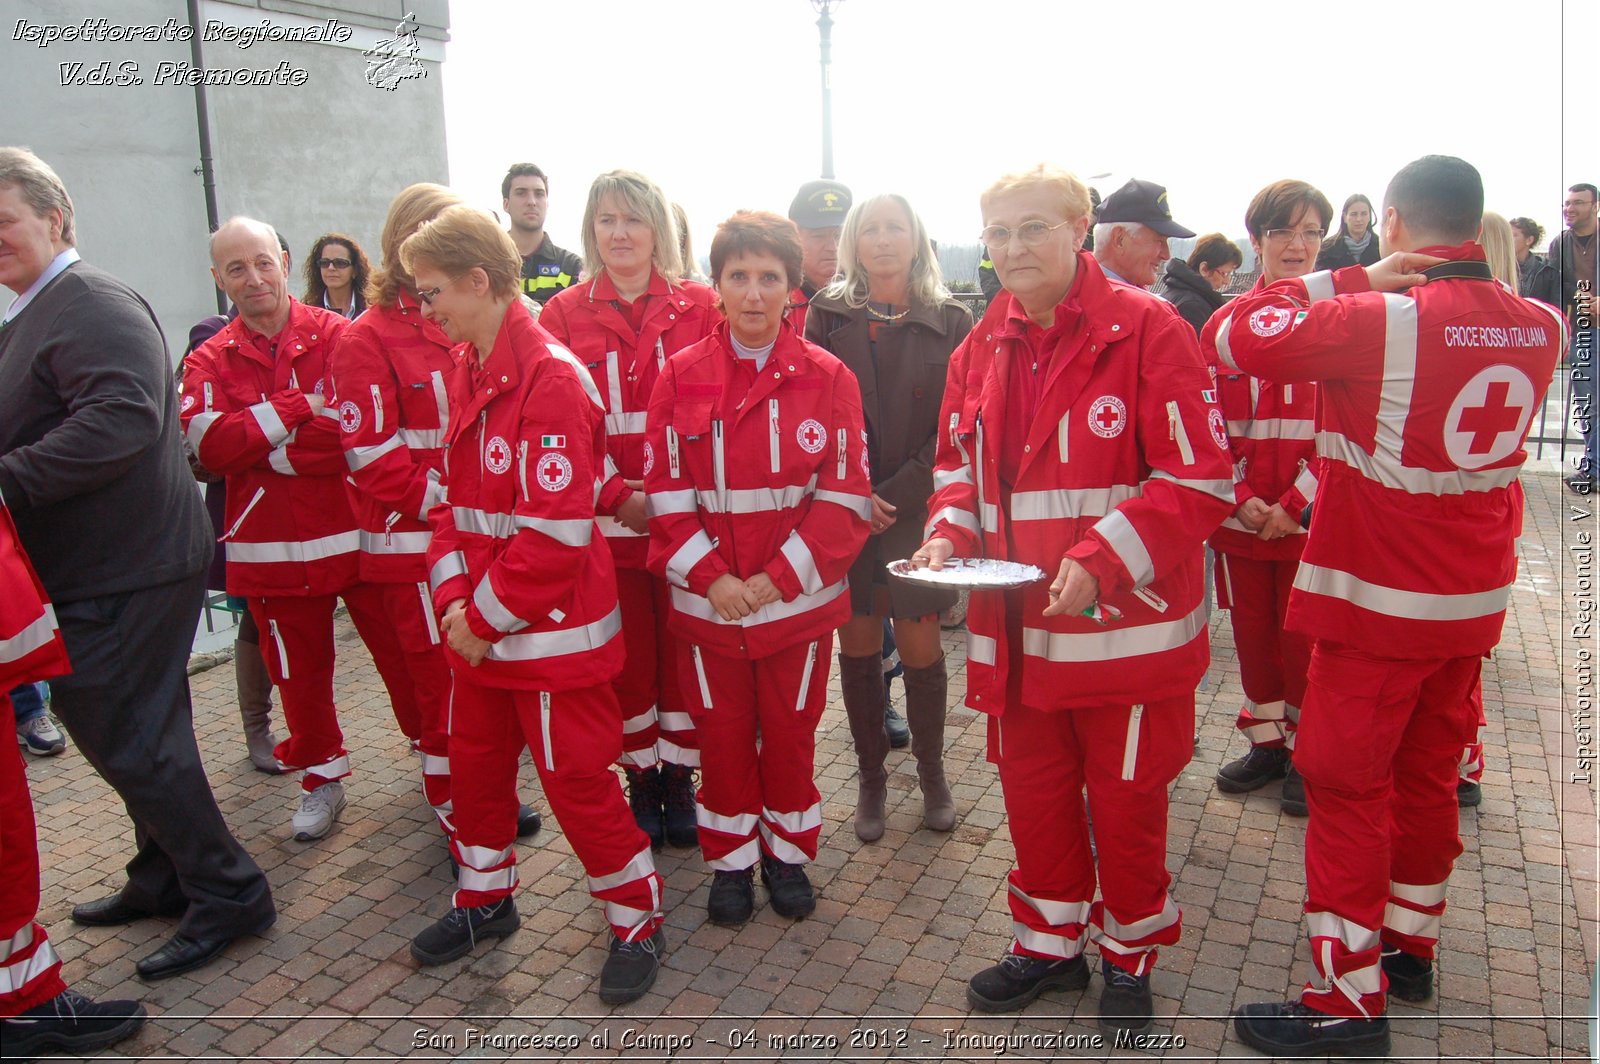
[760,855,816,919]
[1215,745,1289,793]
[661,764,699,849]
[410,898,520,966]
[599,928,665,1004]
[0,989,146,1057]
[707,867,755,926]
[1098,957,1154,1034]
[966,951,1089,1012]
[1281,763,1308,817]
[1382,948,1434,1002]
[516,803,542,838]
[1234,1000,1390,1057]
[1456,780,1482,808]
[625,767,665,851]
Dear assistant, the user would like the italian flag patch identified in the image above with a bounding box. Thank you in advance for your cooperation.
[541,434,566,448]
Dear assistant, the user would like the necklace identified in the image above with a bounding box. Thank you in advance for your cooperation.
[866,302,910,322]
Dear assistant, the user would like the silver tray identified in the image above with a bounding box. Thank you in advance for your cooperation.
[886,558,1047,590]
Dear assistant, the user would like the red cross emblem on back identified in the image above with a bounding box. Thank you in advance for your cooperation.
[1443,366,1537,469]
[1456,381,1522,455]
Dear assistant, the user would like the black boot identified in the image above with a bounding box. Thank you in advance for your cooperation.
[1281,762,1308,817]
[706,867,755,926]
[625,766,665,850]
[661,763,699,848]
[1234,1001,1390,1057]
[410,898,520,965]
[599,928,666,1004]
[966,951,1089,1012]
[1098,956,1153,1035]
[1215,745,1289,793]
[760,855,815,918]
[1381,948,1434,1002]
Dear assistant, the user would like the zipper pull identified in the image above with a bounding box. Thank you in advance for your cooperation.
[384,511,400,546]
[1167,401,1178,440]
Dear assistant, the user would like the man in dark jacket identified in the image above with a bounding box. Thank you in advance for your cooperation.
[1549,183,1598,491]
[0,147,275,982]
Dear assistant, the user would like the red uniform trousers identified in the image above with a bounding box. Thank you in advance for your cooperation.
[680,636,832,871]
[370,580,455,834]
[1215,553,1310,749]
[0,697,65,1016]
[614,568,697,769]
[248,581,419,792]
[1294,642,1481,1018]
[990,695,1192,976]
[448,678,663,942]
[1458,678,1486,784]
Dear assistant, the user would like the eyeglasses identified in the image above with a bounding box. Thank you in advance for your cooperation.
[979,219,1071,251]
[317,257,353,269]
[1264,228,1327,247]
[416,276,462,305]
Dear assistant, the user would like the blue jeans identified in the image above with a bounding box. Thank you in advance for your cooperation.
[10,682,48,724]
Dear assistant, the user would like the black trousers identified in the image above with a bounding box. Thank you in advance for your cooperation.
[49,569,274,940]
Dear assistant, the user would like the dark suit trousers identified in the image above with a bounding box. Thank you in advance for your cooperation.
[49,570,274,940]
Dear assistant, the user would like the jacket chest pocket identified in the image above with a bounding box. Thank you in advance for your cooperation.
[669,399,717,485]
[397,369,450,433]
[1219,374,1254,422]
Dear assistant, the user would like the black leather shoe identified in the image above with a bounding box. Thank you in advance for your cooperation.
[516,803,542,839]
[136,934,234,981]
[71,894,175,927]
[760,855,815,919]
[1215,745,1289,793]
[410,898,520,966]
[1381,948,1434,1002]
[599,928,665,1004]
[1281,764,1308,817]
[661,764,699,849]
[1456,780,1482,808]
[967,951,1089,1012]
[706,868,755,926]
[1098,956,1154,1035]
[1234,1000,1390,1057]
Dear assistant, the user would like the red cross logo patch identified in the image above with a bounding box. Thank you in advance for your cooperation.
[536,451,573,491]
[181,394,195,413]
[1247,305,1292,337]
[797,418,827,454]
[1087,395,1127,438]
[1444,365,1537,469]
[1208,408,1229,450]
[484,435,513,475]
[338,400,362,434]
[642,440,655,477]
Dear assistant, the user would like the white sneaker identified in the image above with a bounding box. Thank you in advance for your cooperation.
[17,716,66,756]
[291,780,346,840]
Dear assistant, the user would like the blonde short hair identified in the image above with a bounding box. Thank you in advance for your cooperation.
[369,183,464,307]
[580,169,682,283]
[980,164,1092,226]
[399,205,521,301]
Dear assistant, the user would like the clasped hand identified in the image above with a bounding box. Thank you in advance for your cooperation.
[706,572,781,621]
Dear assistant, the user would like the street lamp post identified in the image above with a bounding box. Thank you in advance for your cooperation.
[811,0,843,179]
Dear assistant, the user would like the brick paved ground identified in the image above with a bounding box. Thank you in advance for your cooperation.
[21,468,1594,1062]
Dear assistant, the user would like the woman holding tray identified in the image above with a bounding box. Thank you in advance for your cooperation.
[803,193,972,841]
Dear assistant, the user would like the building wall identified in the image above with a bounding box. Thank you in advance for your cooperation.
[2,0,449,357]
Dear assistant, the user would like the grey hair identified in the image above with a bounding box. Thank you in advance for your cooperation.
[0,146,76,245]
[209,216,282,265]
[822,193,950,310]
[580,169,682,283]
[1092,220,1147,251]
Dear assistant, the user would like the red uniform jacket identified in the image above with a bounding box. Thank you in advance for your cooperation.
[924,255,1234,713]
[425,301,624,691]
[0,502,70,690]
[181,300,356,596]
[539,270,719,568]
[644,322,871,659]
[329,293,454,583]
[1201,277,1320,560]
[1214,244,1565,659]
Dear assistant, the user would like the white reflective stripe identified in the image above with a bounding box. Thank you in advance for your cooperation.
[646,489,698,516]
[1010,485,1141,522]
[967,632,997,666]
[926,505,979,538]
[430,370,449,431]
[698,807,759,836]
[1306,910,1381,951]
[418,474,446,521]
[656,739,699,767]
[666,530,717,587]
[419,752,449,775]
[1020,600,1207,663]
[1373,293,1419,473]
[1008,884,1091,928]
[590,845,658,893]
[0,934,59,996]
[1013,924,1086,960]
[1214,310,1240,371]
[306,753,350,779]
[980,501,999,534]
[358,529,432,555]
[1058,411,1070,462]
[398,427,444,449]
[658,710,694,732]
[520,516,593,547]
[459,866,518,894]
[347,433,405,471]
[758,822,810,864]
[1302,270,1337,303]
[691,646,713,709]
[1390,880,1449,907]
[0,922,35,960]
[1382,903,1441,939]
[452,506,515,538]
[430,551,468,592]
[1293,461,1319,504]
[186,410,223,451]
[226,530,359,564]
[619,747,658,769]
[812,489,872,521]
[793,641,817,712]
[1246,698,1288,722]
[485,605,622,663]
[1096,894,1179,944]
[1241,719,1287,744]
[473,577,530,634]
[605,350,624,420]
[249,399,290,446]
[1315,429,1520,495]
[604,901,657,936]
[1167,401,1195,465]
[669,581,847,629]
[539,690,554,771]
[606,410,647,435]
[933,466,974,490]
[1148,470,1235,501]
[780,534,824,595]
[600,520,647,539]
[696,484,812,514]
[547,342,605,410]
[267,444,296,476]
[1093,510,1154,588]
[458,842,514,869]
[1120,703,1143,781]
[762,802,823,834]
[0,607,58,665]
[1226,418,1316,441]
[707,837,760,872]
[1294,562,1510,621]
[621,705,658,734]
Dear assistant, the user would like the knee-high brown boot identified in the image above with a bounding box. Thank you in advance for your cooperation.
[839,650,890,841]
[236,637,284,774]
[903,654,955,831]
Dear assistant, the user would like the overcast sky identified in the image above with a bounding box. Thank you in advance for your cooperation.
[444,0,1590,265]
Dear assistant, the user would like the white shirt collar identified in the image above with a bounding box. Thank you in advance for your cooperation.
[2,248,81,325]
